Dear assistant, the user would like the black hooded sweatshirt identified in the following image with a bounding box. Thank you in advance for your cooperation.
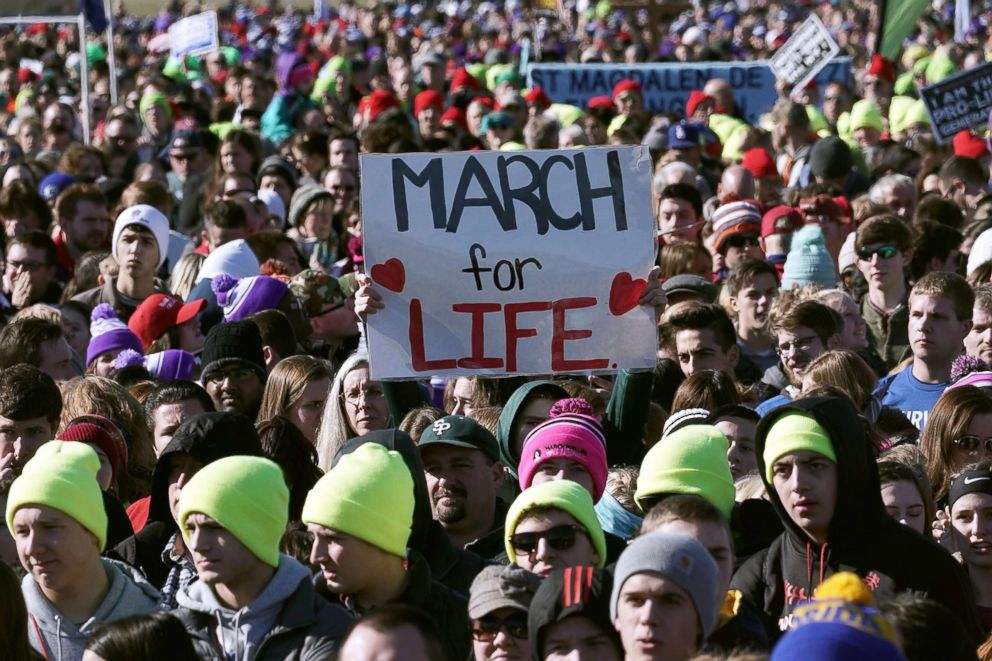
[108,412,263,587]
[333,429,491,597]
[730,396,984,644]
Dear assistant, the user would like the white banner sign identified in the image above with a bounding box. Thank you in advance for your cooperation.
[769,15,840,93]
[169,11,219,59]
[360,147,658,379]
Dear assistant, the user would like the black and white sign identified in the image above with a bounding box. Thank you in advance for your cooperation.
[920,60,992,143]
[769,15,840,92]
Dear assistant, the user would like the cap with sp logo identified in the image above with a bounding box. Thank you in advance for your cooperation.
[418,415,500,462]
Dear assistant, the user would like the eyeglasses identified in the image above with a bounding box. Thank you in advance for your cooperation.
[856,244,899,261]
[953,436,992,454]
[775,335,820,356]
[508,524,584,555]
[340,385,385,408]
[472,614,528,641]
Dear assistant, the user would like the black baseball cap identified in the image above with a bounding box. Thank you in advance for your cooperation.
[418,415,499,462]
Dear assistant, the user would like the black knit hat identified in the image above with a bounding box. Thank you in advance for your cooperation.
[528,566,622,659]
[809,136,853,180]
[200,320,267,383]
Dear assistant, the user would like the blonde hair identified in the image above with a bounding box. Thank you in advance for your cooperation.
[800,350,878,410]
[468,406,502,436]
[169,252,206,302]
[59,376,155,502]
[11,304,61,324]
[258,355,332,423]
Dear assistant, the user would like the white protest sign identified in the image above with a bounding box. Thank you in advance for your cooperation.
[360,147,658,380]
[169,11,219,59]
[769,15,840,93]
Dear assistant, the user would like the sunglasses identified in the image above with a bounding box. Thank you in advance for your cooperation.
[725,234,759,249]
[953,436,992,454]
[856,244,899,261]
[472,614,528,641]
[509,524,583,555]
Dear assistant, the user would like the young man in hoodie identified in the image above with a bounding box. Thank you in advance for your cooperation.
[730,396,984,644]
[303,442,471,661]
[7,442,159,660]
[174,455,352,659]
[875,271,973,430]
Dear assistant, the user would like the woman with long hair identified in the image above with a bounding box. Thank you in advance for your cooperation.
[257,355,333,444]
[919,385,992,504]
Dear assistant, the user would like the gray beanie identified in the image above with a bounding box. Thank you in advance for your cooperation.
[468,564,542,619]
[610,532,721,639]
[287,184,333,229]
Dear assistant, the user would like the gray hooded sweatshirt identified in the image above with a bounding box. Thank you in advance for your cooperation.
[174,554,322,660]
[23,558,160,661]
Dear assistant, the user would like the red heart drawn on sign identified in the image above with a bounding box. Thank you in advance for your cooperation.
[609,272,647,316]
[371,259,406,293]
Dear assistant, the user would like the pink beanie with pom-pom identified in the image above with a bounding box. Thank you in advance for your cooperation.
[518,398,609,502]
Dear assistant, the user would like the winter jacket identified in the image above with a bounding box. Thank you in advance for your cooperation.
[261,54,317,146]
[730,396,984,644]
[317,550,471,661]
[173,555,351,661]
[70,278,172,323]
[24,558,159,661]
[333,430,491,597]
[861,298,910,371]
[109,412,263,589]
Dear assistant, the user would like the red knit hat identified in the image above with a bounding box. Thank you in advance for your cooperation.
[524,87,552,110]
[866,54,895,84]
[741,147,778,179]
[450,68,481,92]
[685,90,713,118]
[414,89,443,117]
[471,95,495,109]
[440,106,467,130]
[587,95,615,110]
[611,79,642,100]
[363,89,401,121]
[57,416,129,486]
[128,293,207,350]
[954,130,988,159]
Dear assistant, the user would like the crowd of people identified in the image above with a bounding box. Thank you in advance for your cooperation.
[2,0,992,659]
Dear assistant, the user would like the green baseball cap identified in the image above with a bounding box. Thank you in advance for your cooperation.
[419,415,499,462]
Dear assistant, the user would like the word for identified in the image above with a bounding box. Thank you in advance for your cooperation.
[462,244,543,292]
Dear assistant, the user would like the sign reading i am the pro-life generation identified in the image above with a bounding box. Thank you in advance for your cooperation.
[769,14,841,93]
[360,147,658,380]
[920,60,992,143]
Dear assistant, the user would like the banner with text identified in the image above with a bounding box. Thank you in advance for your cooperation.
[526,58,851,124]
[169,11,219,59]
[360,147,658,379]
[769,15,840,92]
[919,60,992,143]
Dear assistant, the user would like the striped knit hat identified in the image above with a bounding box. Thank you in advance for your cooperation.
[712,200,761,251]
[517,398,608,501]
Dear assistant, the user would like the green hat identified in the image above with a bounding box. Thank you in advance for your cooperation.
[419,415,499,462]
[762,412,837,482]
[893,71,916,96]
[303,443,414,557]
[504,480,606,567]
[139,92,173,125]
[495,70,524,87]
[178,456,289,567]
[635,424,735,519]
[925,53,956,84]
[86,42,106,65]
[6,441,108,550]
[904,99,930,128]
[289,269,345,316]
[849,99,883,133]
[552,103,584,127]
[221,46,241,66]
[888,95,916,135]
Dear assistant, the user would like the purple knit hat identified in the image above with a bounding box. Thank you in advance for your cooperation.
[115,348,196,381]
[211,272,289,321]
[87,304,143,366]
[518,398,609,502]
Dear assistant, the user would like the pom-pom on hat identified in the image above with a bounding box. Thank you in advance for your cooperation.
[212,272,289,321]
[87,303,143,366]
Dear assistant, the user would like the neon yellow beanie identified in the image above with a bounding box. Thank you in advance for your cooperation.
[762,412,837,482]
[178,456,289,567]
[6,441,108,550]
[504,480,607,567]
[904,99,930,128]
[849,100,883,133]
[302,443,414,558]
[635,424,735,519]
[888,95,916,135]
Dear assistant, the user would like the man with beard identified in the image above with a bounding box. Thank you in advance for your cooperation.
[52,184,110,282]
[755,298,841,417]
[966,284,992,365]
[419,415,507,559]
[199,320,267,420]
